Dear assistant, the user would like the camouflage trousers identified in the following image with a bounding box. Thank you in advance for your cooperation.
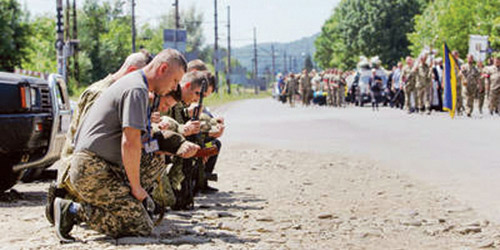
[489,88,500,113]
[302,89,312,105]
[477,90,485,113]
[465,85,477,115]
[67,150,165,238]
[416,85,431,110]
[456,83,463,113]
[404,84,416,111]
[331,88,339,107]
[337,86,345,107]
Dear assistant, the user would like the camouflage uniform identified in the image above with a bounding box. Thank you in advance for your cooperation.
[415,62,432,111]
[337,75,346,107]
[66,151,165,237]
[163,102,203,209]
[286,76,298,107]
[331,75,339,107]
[484,65,500,114]
[299,74,311,105]
[461,63,481,115]
[455,59,464,114]
[478,67,487,113]
[402,65,417,112]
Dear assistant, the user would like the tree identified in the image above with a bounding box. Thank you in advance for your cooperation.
[491,17,500,50]
[137,4,206,59]
[315,0,426,69]
[22,16,57,73]
[0,0,31,71]
[408,0,500,58]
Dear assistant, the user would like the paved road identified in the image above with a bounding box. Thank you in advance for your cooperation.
[218,98,500,223]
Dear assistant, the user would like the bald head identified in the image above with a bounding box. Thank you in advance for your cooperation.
[144,48,187,95]
[150,49,187,73]
[114,49,151,78]
[122,49,151,70]
[187,59,208,72]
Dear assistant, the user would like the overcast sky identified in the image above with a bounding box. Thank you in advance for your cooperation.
[26,0,340,48]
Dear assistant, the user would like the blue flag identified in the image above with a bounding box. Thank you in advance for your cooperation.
[442,43,458,118]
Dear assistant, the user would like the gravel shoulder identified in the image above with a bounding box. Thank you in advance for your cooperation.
[1,144,499,249]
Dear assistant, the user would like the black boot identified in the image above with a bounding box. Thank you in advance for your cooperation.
[54,198,78,243]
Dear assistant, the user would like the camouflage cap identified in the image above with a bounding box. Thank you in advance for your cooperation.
[493,52,500,59]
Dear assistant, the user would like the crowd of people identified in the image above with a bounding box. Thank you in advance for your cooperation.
[275,52,500,117]
[276,69,350,108]
[45,48,226,241]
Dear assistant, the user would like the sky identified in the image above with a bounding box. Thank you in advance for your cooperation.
[26,0,340,48]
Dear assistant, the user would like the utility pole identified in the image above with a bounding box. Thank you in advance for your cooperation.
[271,44,276,78]
[253,27,258,94]
[131,0,136,52]
[72,0,79,87]
[226,5,231,94]
[174,0,180,29]
[64,0,70,42]
[283,50,287,74]
[213,0,219,93]
[63,0,70,84]
[173,0,179,49]
[56,0,64,76]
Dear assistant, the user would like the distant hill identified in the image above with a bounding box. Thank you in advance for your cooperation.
[232,33,319,76]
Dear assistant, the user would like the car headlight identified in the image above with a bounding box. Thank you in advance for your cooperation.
[31,88,38,107]
[19,86,31,109]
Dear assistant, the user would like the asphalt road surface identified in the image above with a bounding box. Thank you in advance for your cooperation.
[219,98,500,223]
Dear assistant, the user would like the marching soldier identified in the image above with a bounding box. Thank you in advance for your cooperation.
[461,54,481,117]
[415,54,433,115]
[286,73,298,107]
[402,56,417,113]
[452,50,465,115]
[484,53,500,115]
[478,61,487,114]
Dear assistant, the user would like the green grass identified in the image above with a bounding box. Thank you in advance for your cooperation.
[69,83,272,107]
[205,86,272,107]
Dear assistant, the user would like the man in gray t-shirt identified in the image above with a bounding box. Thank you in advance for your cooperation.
[53,49,187,241]
[74,71,148,166]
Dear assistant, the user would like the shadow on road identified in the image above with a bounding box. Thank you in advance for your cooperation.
[89,191,265,246]
[0,189,48,207]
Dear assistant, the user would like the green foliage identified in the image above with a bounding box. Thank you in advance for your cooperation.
[21,16,57,73]
[315,0,425,70]
[408,0,500,58]
[136,4,206,58]
[0,0,31,71]
[77,0,130,83]
[491,17,500,50]
[204,85,271,107]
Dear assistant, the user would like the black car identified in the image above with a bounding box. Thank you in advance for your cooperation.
[0,72,71,191]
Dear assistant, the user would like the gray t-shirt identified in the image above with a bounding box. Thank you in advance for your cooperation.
[74,71,149,166]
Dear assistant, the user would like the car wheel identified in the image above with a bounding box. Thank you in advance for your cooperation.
[0,165,22,192]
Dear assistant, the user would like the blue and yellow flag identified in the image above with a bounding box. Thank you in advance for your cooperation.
[442,43,457,118]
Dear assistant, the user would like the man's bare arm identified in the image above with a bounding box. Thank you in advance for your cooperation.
[122,127,147,201]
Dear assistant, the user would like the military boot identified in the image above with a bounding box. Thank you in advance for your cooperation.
[46,182,68,225]
[54,198,79,243]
